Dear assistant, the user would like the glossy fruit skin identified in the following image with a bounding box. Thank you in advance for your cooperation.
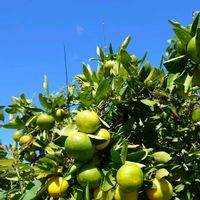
[192,107,200,122]
[19,135,32,146]
[54,108,67,122]
[64,132,95,161]
[36,113,55,130]
[47,176,69,198]
[114,185,138,200]
[146,178,173,200]
[76,110,100,134]
[77,164,102,189]
[104,60,115,76]
[13,130,24,142]
[187,36,200,63]
[116,163,143,192]
[95,128,111,150]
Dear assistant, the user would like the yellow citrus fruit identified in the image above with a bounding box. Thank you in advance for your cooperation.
[19,135,32,146]
[192,107,200,122]
[146,178,173,200]
[77,164,102,189]
[13,130,24,142]
[36,113,55,130]
[76,110,100,133]
[47,176,69,198]
[187,36,200,63]
[64,132,94,161]
[114,185,138,200]
[116,163,143,192]
[95,128,111,150]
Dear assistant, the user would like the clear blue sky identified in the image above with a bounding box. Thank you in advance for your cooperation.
[0,1,199,145]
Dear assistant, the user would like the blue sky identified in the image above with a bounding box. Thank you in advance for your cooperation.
[0,1,199,145]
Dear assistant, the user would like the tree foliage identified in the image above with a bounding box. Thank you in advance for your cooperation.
[0,12,200,200]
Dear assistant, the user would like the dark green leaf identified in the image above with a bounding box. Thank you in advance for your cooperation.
[164,55,187,73]
[95,79,112,101]
[83,64,93,83]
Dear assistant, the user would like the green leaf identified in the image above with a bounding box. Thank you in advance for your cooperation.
[120,140,128,164]
[155,168,169,179]
[101,170,116,191]
[83,64,93,83]
[172,27,191,46]
[0,107,4,121]
[38,93,52,109]
[43,75,49,95]
[96,46,105,61]
[153,151,172,163]
[191,12,200,37]
[140,99,158,109]
[25,115,38,127]
[99,117,110,129]
[0,158,14,166]
[95,79,112,101]
[110,149,122,165]
[120,35,131,50]
[164,55,187,73]
[23,180,42,200]
[59,124,77,136]
[127,149,148,162]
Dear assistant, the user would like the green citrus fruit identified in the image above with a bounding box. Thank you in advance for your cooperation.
[19,135,32,146]
[187,36,200,63]
[104,60,115,76]
[54,108,67,122]
[36,113,55,130]
[24,151,36,162]
[77,164,102,189]
[146,178,173,200]
[76,110,100,133]
[64,132,95,161]
[192,107,200,122]
[114,185,138,200]
[95,128,111,150]
[47,176,69,198]
[116,163,143,192]
[13,130,24,142]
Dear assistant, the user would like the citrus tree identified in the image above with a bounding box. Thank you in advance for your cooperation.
[0,12,199,200]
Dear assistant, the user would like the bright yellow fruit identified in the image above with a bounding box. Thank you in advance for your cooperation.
[95,128,111,150]
[47,176,69,198]
[146,178,173,200]
[116,163,143,192]
[114,185,138,200]
[76,110,100,133]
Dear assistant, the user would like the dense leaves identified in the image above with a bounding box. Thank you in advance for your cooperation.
[0,12,200,200]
